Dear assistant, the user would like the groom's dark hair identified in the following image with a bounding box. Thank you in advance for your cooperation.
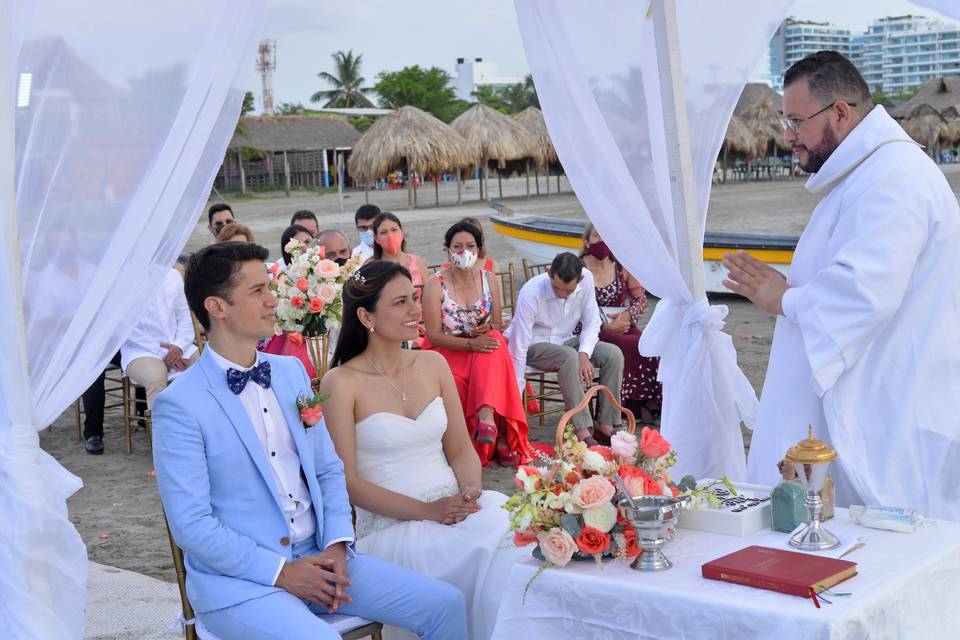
[184,242,269,330]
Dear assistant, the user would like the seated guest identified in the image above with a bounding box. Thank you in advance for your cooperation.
[276,224,314,272]
[291,209,319,237]
[80,352,146,455]
[370,212,427,287]
[121,268,200,409]
[320,261,528,640]
[153,242,466,640]
[580,223,662,423]
[422,222,534,467]
[217,221,255,244]
[351,204,380,263]
[315,228,352,266]
[207,203,235,242]
[504,252,624,445]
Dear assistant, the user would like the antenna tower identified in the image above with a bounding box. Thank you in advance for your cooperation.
[257,39,277,115]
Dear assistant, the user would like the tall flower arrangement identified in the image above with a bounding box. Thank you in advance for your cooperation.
[269,240,362,337]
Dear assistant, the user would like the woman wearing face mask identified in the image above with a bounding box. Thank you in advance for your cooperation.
[422,222,534,467]
[371,212,428,346]
[580,223,663,427]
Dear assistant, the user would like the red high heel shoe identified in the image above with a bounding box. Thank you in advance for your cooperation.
[496,442,521,467]
[474,421,497,445]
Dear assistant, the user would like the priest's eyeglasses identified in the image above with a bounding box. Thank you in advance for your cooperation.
[779,101,856,134]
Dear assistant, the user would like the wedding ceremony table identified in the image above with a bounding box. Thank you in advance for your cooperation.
[491,508,960,639]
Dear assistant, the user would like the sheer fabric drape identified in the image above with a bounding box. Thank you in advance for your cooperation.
[0,2,265,637]
[514,0,791,481]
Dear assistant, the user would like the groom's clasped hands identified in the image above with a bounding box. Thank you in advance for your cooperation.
[424,486,482,525]
[275,542,352,613]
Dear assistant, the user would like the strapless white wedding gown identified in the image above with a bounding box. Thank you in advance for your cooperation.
[354,396,527,640]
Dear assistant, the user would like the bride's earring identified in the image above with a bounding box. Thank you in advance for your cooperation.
[369,326,375,333]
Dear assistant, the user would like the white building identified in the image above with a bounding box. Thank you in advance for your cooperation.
[452,57,525,101]
[769,18,852,90]
[874,16,960,95]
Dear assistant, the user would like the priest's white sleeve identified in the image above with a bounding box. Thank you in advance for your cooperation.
[780,176,929,396]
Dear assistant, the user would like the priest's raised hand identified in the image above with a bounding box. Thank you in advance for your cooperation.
[721,250,788,316]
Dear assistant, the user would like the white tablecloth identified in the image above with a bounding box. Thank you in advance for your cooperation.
[491,509,960,639]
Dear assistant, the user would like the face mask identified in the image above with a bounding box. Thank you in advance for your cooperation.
[450,249,478,270]
[378,231,403,255]
[358,229,374,247]
[334,256,348,267]
[587,240,611,261]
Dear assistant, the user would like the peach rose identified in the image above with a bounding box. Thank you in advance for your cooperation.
[618,464,663,497]
[536,527,577,567]
[513,528,538,547]
[295,277,310,292]
[300,404,323,426]
[290,295,304,308]
[317,283,337,304]
[572,475,616,510]
[575,526,611,555]
[316,259,339,278]
[309,297,324,313]
[638,426,671,459]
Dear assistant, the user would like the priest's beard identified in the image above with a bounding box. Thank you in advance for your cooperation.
[798,125,839,173]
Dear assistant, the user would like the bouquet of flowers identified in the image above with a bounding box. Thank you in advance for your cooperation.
[503,424,733,569]
[269,239,363,337]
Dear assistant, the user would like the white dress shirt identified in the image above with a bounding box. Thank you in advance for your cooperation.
[120,268,198,376]
[352,242,373,263]
[503,268,602,392]
[206,346,350,582]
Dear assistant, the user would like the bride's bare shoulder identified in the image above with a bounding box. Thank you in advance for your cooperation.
[319,359,363,396]
[409,350,449,375]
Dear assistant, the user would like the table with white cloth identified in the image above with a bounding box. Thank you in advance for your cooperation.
[491,509,960,640]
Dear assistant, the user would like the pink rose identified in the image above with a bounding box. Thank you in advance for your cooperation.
[638,426,671,459]
[295,278,310,292]
[287,332,303,346]
[290,295,304,308]
[316,259,339,278]
[309,298,324,313]
[317,283,337,304]
[610,430,638,460]
[619,464,663,497]
[536,527,577,567]
[300,404,323,426]
[571,475,616,510]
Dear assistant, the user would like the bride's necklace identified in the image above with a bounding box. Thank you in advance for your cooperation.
[365,353,406,402]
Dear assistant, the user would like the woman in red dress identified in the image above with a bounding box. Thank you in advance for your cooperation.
[421,221,534,467]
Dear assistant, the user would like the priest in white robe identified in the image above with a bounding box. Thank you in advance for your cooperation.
[724,51,960,520]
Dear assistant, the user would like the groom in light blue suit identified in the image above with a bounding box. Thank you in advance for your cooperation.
[153,242,467,640]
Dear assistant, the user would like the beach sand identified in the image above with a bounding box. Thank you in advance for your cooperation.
[41,166,960,583]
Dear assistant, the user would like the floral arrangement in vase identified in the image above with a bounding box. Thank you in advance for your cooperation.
[504,424,733,569]
[269,239,363,338]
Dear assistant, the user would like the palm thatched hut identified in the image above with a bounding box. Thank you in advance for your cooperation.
[513,106,560,197]
[890,77,960,119]
[450,104,540,200]
[734,83,789,179]
[900,103,952,157]
[348,105,472,208]
[941,105,960,147]
[719,114,757,183]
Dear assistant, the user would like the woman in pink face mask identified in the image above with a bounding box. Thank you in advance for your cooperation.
[579,223,662,430]
[371,212,428,343]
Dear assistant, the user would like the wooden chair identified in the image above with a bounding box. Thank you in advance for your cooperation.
[162,510,383,640]
[73,363,127,441]
[521,258,551,281]
[494,263,517,322]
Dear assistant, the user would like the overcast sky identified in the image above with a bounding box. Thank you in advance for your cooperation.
[239,0,956,113]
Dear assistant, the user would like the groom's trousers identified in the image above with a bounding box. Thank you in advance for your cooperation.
[198,539,467,640]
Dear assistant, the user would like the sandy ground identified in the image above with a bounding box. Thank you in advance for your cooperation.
[41,166,960,583]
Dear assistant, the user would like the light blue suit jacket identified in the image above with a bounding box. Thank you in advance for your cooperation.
[152,348,355,613]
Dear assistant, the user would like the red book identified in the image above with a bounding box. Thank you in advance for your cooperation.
[702,546,857,605]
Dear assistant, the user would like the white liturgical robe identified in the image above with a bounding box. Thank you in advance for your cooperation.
[747,105,960,520]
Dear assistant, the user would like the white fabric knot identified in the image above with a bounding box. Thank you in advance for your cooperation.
[680,299,727,332]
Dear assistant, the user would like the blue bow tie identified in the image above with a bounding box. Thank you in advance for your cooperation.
[226,361,271,394]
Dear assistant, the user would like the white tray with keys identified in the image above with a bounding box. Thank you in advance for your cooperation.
[678,480,773,536]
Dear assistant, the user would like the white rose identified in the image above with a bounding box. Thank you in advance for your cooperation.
[581,449,607,473]
[582,501,617,533]
[544,491,571,511]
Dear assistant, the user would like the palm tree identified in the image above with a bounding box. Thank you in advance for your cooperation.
[311,50,374,108]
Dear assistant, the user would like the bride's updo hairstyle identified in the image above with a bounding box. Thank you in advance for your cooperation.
[332,260,412,367]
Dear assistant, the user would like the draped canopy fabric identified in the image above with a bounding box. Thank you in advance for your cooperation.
[514,0,792,481]
[0,2,265,636]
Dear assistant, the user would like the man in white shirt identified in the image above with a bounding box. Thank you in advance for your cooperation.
[152,242,466,638]
[505,252,624,445]
[350,204,379,263]
[726,51,960,519]
[121,268,199,408]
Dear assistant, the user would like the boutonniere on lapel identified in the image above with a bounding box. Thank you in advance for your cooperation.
[296,390,329,429]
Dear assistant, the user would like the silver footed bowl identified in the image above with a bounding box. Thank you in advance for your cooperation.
[618,495,689,572]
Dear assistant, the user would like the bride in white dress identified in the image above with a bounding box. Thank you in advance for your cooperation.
[320,260,527,640]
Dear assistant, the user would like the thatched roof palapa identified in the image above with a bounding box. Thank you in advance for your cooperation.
[890,77,960,118]
[900,103,952,147]
[229,115,361,152]
[723,114,757,156]
[346,105,471,183]
[450,104,540,167]
[513,106,558,166]
[735,83,789,154]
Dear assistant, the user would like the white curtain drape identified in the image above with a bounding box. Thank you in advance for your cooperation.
[0,2,265,637]
[514,0,792,481]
